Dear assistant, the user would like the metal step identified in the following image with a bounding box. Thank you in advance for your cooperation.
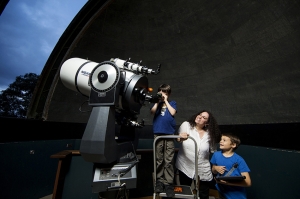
[153,185,197,199]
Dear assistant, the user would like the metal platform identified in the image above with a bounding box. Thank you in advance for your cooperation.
[153,185,196,198]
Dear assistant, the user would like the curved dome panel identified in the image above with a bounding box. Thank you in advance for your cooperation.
[28,0,300,125]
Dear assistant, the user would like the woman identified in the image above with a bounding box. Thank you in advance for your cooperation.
[175,110,221,199]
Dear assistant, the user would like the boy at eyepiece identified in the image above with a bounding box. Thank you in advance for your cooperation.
[210,133,251,199]
[150,83,177,198]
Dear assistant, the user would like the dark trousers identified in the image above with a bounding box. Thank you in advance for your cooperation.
[154,135,175,185]
[178,169,210,199]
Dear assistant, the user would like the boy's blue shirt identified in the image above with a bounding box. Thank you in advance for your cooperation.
[210,151,250,199]
[151,101,177,135]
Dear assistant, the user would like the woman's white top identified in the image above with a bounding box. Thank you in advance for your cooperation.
[175,121,215,181]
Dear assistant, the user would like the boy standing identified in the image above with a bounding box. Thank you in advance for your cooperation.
[150,84,177,197]
[210,133,251,199]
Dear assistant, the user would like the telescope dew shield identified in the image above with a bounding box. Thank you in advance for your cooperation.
[60,58,122,106]
[60,58,98,97]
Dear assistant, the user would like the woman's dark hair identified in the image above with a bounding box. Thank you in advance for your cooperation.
[187,110,221,147]
[158,84,171,95]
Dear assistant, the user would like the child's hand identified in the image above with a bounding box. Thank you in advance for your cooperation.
[162,93,168,101]
[215,178,227,184]
[215,165,227,174]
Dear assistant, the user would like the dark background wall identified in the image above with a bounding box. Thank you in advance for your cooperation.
[31,0,300,126]
[2,117,300,151]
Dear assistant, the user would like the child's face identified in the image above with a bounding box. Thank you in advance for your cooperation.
[219,135,236,150]
[158,90,168,95]
[158,90,169,101]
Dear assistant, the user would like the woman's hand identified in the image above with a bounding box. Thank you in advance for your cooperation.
[177,132,189,142]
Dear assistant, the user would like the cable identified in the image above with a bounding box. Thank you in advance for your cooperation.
[79,100,92,112]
